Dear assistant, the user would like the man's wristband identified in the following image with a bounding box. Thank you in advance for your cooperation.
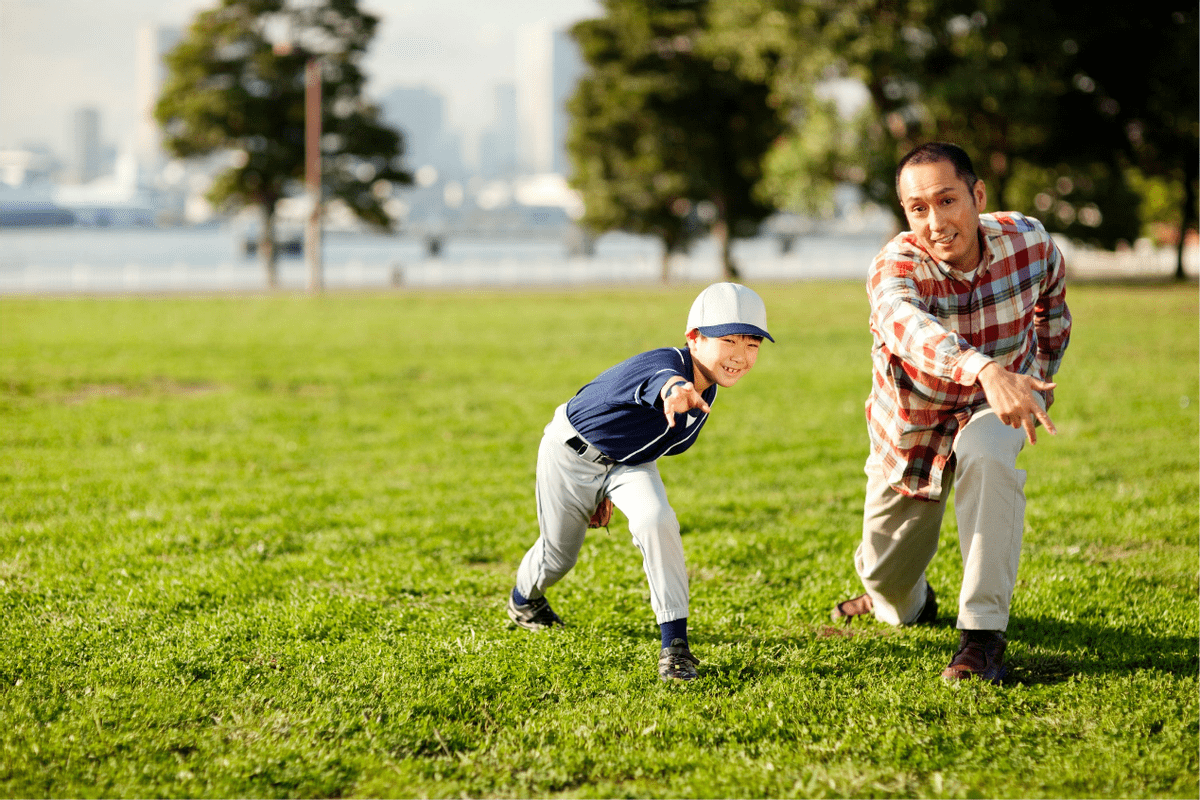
[663,380,686,400]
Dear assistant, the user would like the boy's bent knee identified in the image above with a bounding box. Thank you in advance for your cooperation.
[628,505,680,539]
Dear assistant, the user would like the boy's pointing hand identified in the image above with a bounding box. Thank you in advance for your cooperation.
[662,380,710,427]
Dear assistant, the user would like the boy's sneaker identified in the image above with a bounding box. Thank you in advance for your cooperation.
[506,594,563,630]
[658,638,699,682]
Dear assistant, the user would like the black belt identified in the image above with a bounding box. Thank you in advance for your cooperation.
[566,435,614,465]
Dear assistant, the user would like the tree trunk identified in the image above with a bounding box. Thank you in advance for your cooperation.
[714,219,738,280]
[1175,169,1196,281]
[658,231,678,283]
[259,204,278,289]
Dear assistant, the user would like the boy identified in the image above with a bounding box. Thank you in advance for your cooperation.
[506,282,773,682]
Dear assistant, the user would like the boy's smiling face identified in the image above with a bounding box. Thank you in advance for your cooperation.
[686,331,761,392]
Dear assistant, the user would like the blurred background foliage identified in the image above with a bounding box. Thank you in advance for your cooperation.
[568,0,1198,277]
[156,0,1197,282]
[567,1,787,280]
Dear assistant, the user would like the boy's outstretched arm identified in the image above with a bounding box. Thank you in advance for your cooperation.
[660,378,710,427]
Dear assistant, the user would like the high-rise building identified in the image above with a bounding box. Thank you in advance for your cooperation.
[515,25,584,176]
[378,85,466,181]
[135,23,182,173]
[71,107,101,184]
[478,84,519,179]
[549,29,585,177]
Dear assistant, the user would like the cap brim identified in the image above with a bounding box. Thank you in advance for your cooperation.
[695,323,774,343]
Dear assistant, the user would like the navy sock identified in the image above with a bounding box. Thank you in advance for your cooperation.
[660,618,687,649]
[511,587,530,606]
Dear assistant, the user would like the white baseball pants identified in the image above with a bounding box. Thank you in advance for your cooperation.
[855,404,1031,631]
[514,403,689,625]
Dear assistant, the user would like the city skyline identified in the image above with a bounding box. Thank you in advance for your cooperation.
[0,0,601,170]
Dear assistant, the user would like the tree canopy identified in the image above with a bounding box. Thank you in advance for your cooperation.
[706,0,1198,269]
[156,0,410,285]
[567,0,787,280]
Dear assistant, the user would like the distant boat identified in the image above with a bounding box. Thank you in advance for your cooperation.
[243,232,303,258]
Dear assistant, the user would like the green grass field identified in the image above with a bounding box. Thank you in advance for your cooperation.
[0,281,1196,799]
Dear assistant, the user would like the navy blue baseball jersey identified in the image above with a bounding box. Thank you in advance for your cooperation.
[565,347,716,465]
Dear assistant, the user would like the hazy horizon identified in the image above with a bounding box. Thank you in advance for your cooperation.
[0,0,602,166]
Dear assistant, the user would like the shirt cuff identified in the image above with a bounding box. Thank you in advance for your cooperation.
[955,350,995,386]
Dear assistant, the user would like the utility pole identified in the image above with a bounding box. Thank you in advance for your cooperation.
[305,56,323,293]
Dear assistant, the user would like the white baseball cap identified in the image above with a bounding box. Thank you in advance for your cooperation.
[685,282,774,342]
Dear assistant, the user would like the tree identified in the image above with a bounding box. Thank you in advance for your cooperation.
[713,0,1198,271]
[567,0,787,281]
[1053,6,1198,278]
[704,0,852,219]
[156,0,411,287]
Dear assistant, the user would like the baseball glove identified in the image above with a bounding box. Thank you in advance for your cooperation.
[588,497,613,529]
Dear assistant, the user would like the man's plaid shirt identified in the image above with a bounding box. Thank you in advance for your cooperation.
[865,211,1072,500]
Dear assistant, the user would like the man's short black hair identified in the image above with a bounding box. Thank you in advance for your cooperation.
[895,142,980,199]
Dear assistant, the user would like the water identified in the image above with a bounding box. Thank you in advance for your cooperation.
[0,225,889,293]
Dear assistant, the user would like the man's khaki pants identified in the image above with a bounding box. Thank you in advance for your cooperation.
[856,405,1030,632]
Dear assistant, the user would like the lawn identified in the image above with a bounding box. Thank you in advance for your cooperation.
[0,281,1196,798]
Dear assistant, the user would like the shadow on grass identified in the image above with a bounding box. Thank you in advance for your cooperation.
[693,610,1198,686]
[1003,615,1200,685]
[507,588,1197,687]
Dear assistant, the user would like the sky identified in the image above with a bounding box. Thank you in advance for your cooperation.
[0,0,603,164]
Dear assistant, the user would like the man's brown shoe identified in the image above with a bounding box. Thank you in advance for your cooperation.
[941,630,1009,684]
[912,583,938,624]
[830,584,936,625]
[830,592,873,623]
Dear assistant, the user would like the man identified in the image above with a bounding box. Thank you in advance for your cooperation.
[832,142,1072,683]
